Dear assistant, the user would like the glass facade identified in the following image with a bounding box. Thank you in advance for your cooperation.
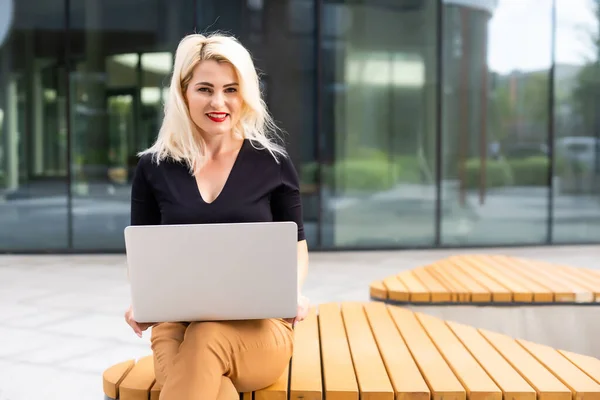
[440,0,554,245]
[0,0,598,252]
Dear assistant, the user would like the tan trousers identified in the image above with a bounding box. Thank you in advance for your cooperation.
[150,318,294,400]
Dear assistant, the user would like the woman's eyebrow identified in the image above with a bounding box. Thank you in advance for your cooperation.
[194,82,239,87]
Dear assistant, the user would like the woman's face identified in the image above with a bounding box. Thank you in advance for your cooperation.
[185,59,243,139]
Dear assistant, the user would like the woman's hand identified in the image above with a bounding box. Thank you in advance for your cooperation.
[284,295,309,327]
[292,294,310,327]
[124,305,155,338]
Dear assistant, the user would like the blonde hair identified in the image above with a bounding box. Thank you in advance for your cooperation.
[139,32,286,173]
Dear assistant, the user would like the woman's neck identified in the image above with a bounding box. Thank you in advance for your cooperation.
[200,132,243,160]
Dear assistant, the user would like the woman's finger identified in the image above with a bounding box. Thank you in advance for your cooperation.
[129,320,142,337]
[124,308,144,338]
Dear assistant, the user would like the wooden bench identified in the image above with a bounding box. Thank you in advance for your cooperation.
[369,254,600,359]
[102,302,600,400]
[370,254,600,304]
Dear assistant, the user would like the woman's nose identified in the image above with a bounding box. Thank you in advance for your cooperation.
[210,92,225,108]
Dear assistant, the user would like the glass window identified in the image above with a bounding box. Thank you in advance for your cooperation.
[0,0,69,250]
[3,0,599,253]
[440,0,553,246]
[319,0,439,248]
[553,0,600,243]
[69,0,194,250]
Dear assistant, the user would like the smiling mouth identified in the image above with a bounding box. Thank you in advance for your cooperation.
[207,113,229,122]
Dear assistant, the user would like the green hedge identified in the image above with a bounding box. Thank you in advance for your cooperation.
[301,155,422,192]
[301,155,559,191]
[464,156,563,188]
[463,159,511,189]
[508,157,550,186]
[327,159,400,191]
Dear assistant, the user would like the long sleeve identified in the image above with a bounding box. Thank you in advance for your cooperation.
[270,155,306,241]
[130,155,162,226]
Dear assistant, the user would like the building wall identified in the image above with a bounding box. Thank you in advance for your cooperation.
[0,0,599,252]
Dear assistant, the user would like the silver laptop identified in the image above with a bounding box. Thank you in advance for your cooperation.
[124,221,298,323]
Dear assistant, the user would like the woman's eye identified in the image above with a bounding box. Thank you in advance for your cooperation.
[196,87,236,93]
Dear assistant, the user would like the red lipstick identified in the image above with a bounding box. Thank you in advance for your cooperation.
[207,112,228,123]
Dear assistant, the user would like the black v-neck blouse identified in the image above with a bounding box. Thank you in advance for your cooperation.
[130,139,305,241]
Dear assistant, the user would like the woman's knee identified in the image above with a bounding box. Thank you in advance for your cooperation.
[185,320,222,337]
[176,321,232,371]
[183,321,229,349]
[150,322,188,384]
[151,322,187,351]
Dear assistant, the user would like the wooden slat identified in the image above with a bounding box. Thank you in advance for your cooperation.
[558,350,600,384]
[370,280,388,300]
[255,363,289,400]
[432,260,492,303]
[446,321,536,400]
[478,255,550,301]
[382,276,409,302]
[476,255,554,302]
[478,329,571,400]
[569,267,600,297]
[551,266,600,301]
[290,307,322,400]
[416,312,501,400]
[318,303,359,399]
[460,256,533,302]
[119,356,155,400]
[102,359,135,399]
[422,264,460,302]
[528,260,600,301]
[578,268,600,282]
[558,265,600,287]
[435,262,473,302]
[397,271,430,302]
[425,263,470,302]
[493,256,576,303]
[518,259,594,303]
[363,302,430,400]
[388,306,465,400]
[439,260,479,302]
[242,392,253,400]
[554,265,600,301]
[341,303,394,399]
[517,339,600,398]
[448,257,512,302]
[411,267,452,302]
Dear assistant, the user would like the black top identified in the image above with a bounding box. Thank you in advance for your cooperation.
[130,139,305,241]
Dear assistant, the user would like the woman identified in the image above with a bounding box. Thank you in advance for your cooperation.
[123,32,310,400]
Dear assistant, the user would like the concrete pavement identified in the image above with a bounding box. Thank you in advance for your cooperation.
[0,245,598,399]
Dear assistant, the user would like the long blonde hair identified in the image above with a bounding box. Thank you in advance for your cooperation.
[139,32,287,173]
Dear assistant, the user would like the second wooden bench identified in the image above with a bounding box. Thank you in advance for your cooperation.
[369,254,600,360]
[370,254,600,304]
